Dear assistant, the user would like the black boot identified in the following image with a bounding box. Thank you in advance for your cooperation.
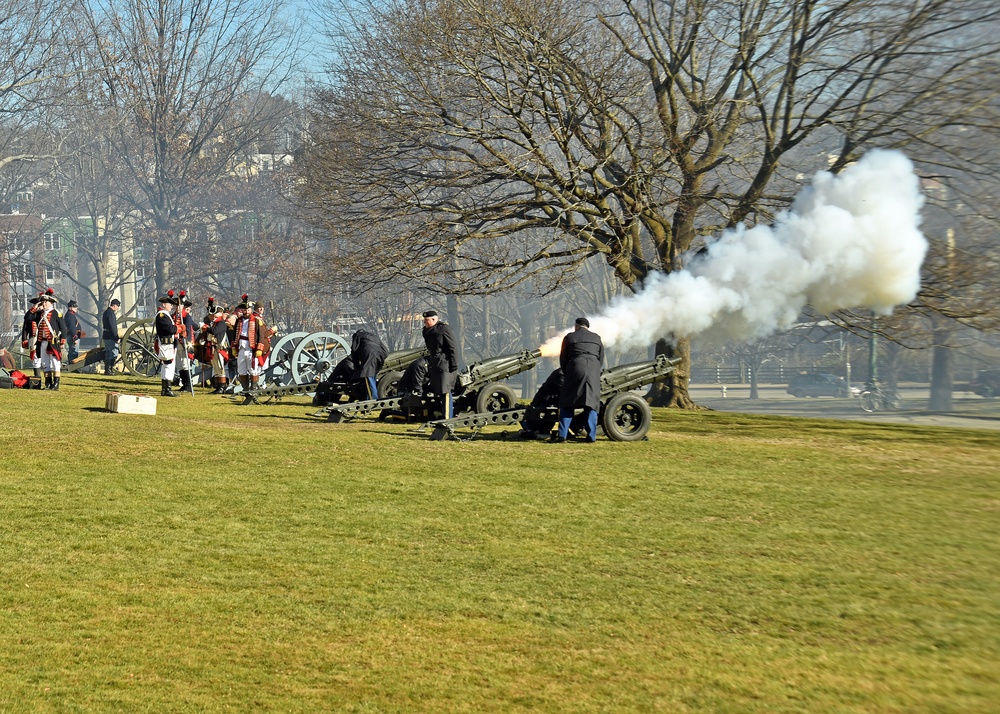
[51,376,60,391]
[179,369,192,392]
[161,379,177,397]
[44,373,53,389]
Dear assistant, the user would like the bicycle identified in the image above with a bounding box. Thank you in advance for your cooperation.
[859,382,902,413]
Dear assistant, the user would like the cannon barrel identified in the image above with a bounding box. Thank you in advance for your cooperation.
[428,355,682,441]
[382,347,429,374]
[321,348,542,422]
[456,348,542,391]
[242,347,427,405]
[599,355,682,399]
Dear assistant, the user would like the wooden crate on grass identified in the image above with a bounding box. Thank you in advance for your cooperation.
[105,392,157,415]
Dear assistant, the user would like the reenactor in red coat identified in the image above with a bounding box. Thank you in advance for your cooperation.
[231,295,275,392]
[35,288,67,390]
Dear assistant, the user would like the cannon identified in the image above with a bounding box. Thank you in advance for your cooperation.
[425,354,682,442]
[319,348,542,423]
[240,347,427,405]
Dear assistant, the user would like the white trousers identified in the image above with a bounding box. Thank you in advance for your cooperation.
[237,344,261,377]
[39,341,60,373]
[158,342,177,381]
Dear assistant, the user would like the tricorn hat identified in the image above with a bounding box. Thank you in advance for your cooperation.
[179,290,192,307]
[158,289,179,306]
[236,293,250,310]
[40,288,57,303]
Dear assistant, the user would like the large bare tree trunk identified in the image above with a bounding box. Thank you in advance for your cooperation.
[928,330,954,411]
[155,257,170,302]
[647,337,698,408]
[446,293,466,368]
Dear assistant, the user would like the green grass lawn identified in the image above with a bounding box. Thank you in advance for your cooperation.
[1,373,998,712]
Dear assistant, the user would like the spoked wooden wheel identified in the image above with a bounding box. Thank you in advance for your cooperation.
[121,319,160,377]
[263,331,308,386]
[290,332,350,384]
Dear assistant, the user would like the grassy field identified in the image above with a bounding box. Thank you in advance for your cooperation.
[1,373,998,712]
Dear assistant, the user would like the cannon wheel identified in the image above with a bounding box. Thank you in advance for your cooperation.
[290,331,350,384]
[475,382,517,413]
[600,392,652,442]
[377,370,404,398]
[121,318,160,377]
[264,331,308,386]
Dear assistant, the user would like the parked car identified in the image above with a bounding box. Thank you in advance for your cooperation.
[786,372,858,398]
[970,369,1000,398]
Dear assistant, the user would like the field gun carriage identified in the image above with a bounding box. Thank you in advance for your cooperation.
[240,347,427,405]
[318,349,543,423]
[425,355,682,442]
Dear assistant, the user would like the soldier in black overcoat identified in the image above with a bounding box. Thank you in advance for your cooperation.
[64,300,82,363]
[395,356,429,396]
[102,298,121,374]
[421,310,459,418]
[350,329,389,399]
[555,317,604,442]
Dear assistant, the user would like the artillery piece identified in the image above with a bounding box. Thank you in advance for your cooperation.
[425,354,682,442]
[319,348,542,423]
[239,347,427,405]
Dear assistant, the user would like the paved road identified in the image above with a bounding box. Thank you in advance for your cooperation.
[688,384,1000,432]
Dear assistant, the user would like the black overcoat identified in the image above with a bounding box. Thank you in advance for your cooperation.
[64,311,80,342]
[350,330,389,380]
[558,327,604,411]
[422,322,459,395]
[21,309,38,342]
[102,307,119,343]
[154,311,178,342]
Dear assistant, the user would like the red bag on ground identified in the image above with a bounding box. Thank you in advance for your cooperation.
[10,370,29,388]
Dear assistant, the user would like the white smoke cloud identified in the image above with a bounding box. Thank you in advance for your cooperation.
[542,149,928,354]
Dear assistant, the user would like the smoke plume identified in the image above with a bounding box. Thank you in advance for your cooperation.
[541,149,928,355]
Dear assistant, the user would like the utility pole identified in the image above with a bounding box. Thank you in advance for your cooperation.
[868,314,878,385]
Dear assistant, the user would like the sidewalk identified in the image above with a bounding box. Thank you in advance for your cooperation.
[688,383,1000,431]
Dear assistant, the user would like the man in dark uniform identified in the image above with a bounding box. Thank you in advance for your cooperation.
[174,291,197,392]
[421,310,459,418]
[395,356,429,397]
[312,355,355,406]
[520,368,564,439]
[554,317,604,443]
[350,329,389,400]
[102,298,121,374]
[64,300,83,363]
[154,291,180,397]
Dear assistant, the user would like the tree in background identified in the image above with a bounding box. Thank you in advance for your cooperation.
[302,0,1000,407]
[81,0,302,297]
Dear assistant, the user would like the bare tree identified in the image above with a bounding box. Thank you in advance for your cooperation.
[80,0,302,297]
[302,0,1000,407]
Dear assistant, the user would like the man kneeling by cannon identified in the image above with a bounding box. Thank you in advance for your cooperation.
[313,330,388,406]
